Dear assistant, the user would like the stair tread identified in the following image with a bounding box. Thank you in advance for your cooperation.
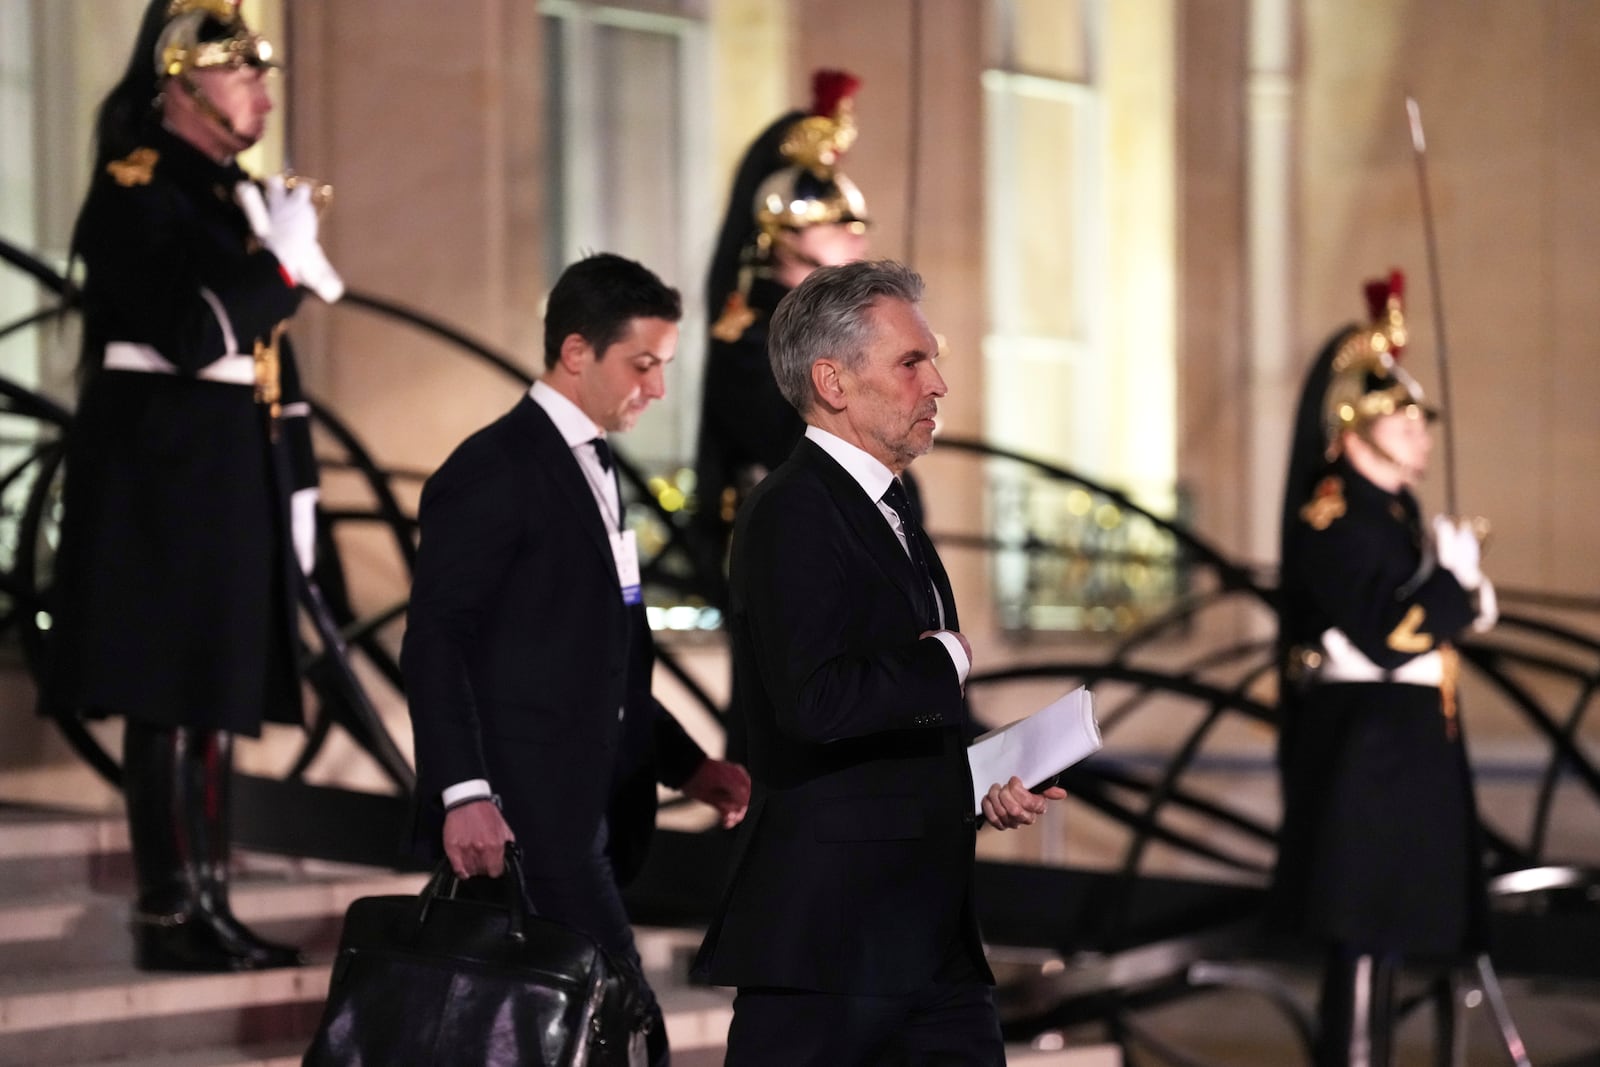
[0,966,733,1046]
[83,1034,1123,1066]
[0,961,335,1035]
[0,808,1119,1064]
[0,867,425,911]
[0,811,127,862]
[0,926,712,1020]
[0,875,429,964]
[74,1038,308,1067]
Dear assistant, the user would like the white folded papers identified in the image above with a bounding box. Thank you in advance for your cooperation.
[967,685,1101,815]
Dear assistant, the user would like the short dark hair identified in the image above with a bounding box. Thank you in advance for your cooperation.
[542,253,681,369]
[769,259,924,414]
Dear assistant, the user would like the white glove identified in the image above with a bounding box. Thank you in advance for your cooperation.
[241,177,345,304]
[291,487,319,576]
[1432,514,1482,591]
[1472,576,1499,632]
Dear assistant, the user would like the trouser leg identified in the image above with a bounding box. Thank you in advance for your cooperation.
[519,821,668,1067]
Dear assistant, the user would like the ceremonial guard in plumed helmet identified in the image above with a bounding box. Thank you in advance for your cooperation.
[45,0,343,972]
[692,70,871,570]
[1272,272,1498,1065]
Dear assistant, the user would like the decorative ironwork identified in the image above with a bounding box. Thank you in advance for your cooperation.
[4,235,1598,1065]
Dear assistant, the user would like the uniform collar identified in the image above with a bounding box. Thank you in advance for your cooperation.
[148,122,249,188]
[1334,455,1415,515]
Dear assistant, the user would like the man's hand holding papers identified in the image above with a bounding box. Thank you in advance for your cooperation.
[968,686,1101,827]
[980,775,1068,829]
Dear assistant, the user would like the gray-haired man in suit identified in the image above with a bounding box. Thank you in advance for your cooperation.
[693,259,1065,1065]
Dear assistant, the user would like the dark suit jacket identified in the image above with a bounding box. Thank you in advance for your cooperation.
[693,436,991,995]
[402,394,706,883]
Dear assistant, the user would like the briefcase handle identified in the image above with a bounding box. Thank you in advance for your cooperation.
[413,842,531,944]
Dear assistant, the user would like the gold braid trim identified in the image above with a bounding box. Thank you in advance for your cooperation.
[1439,643,1460,741]
[253,321,287,441]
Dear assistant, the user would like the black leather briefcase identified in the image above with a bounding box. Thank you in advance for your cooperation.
[302,846,650,1066]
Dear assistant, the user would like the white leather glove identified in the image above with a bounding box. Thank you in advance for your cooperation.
[239,178,345,304]
[1432,514,1482,591]
[291,487,319,576]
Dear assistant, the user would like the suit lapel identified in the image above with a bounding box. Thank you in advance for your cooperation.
[798,438,933,625]
[508,396,617,581]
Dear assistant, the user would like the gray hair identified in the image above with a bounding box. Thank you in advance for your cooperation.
[768,260,926,416]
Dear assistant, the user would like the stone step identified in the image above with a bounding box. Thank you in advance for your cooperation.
[0,805,1121,1066]
[0,806,131,897]
[0,962,332,1066]
[56,1019,1122,1067]
[91,1042,307,1067]
[0,928,721,1066]
[0,934,1117,1066]
[0,868,428,973]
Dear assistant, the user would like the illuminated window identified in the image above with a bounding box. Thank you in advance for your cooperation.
[983,0,1104,473]
[983,0,1180,632]
[541,0,713,467]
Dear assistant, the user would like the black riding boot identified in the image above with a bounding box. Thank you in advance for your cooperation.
[124,721,303,971]
[1315,947,1398,1067]
[189,730,304,967]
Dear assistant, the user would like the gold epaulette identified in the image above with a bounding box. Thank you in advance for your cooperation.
[107,148,160,188]
[1299,475,1347,531]
[710,292,758,343]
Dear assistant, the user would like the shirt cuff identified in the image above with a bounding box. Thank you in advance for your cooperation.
[931,631,970,686]
[442,779,493,808]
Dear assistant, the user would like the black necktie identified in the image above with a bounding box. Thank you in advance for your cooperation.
[881,478,942,631]
[587,438,624,532]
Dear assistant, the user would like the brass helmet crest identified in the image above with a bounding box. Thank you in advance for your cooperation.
[155,0,279,79]
[1321,270,1431,457]
[752,70,870,247]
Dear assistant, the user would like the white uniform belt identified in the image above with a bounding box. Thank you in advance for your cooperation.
[1316,627,1443,687]
[104,342,256,387]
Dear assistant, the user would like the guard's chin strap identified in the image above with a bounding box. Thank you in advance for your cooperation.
[784,247,825,268]
[775,239,826,272]
[1356,430,1425,487]
[171,72,254,155]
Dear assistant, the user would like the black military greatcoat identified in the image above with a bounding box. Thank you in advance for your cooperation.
[47,124,316,735]
[694,277,803,523]
[1273,458,1488,957]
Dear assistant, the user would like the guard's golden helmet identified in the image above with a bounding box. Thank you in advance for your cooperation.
[752,70,870,247]
[1321,270,1431,456]
[154,0,279,79]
